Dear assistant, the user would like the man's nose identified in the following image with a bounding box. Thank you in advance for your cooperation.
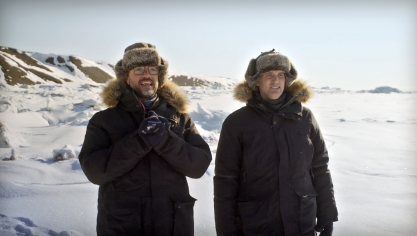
[142,68,151,76]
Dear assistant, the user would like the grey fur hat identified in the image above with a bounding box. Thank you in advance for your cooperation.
[114,42,169,88]
[244,49,298,90]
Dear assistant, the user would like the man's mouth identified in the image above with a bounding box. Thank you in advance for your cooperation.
[140,80,153,86]
[141,81,152,85]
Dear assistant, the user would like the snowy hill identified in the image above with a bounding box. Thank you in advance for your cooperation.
[0,47,114,86]
[168,71,237,89]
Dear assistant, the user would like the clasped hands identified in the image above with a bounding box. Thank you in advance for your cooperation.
[138,111,171,147]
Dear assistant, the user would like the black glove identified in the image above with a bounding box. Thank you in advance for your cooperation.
[315,220,333,236]
[138,111,171,147]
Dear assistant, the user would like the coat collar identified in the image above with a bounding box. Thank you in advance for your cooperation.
[100,78,189,114]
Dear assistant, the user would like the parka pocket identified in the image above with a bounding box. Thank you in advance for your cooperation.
[237,201,265,235]
[171,196,196,236]
[103,191,142,235]
[295,188,318,233]
[287,130,314,169]
[296,131,314,156]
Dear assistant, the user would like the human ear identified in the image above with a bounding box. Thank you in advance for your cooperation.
[126,73,130,85]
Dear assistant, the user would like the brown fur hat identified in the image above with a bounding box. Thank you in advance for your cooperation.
[114,42,169,88]
[245,49,298,91]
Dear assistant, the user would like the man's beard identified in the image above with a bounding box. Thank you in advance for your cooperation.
[133,87,155,98]
[131,78,158,99]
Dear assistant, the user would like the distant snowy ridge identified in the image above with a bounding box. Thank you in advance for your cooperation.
[357,86,404,94]
[0,46,115,86]
[0,46,409,93]
[314,86,411,94]
[169,70,237,89]
[0,46,237,89]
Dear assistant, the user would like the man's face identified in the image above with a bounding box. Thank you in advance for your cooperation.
[126,66,159,98]
[256,70,286,101]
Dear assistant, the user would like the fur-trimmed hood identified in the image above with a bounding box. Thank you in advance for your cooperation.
[100,78,189,114]
[233,79,313,104]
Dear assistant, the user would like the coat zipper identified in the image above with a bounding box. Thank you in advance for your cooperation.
[131,89,146,115]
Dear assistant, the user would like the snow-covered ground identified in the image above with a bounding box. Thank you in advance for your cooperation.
[0,78,416,235]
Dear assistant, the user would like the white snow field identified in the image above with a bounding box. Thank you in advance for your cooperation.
[0,76,416,235]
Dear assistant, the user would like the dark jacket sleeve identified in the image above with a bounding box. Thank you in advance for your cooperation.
[213,114,244,236]
[308,109,338,222]
[150,114,212,179]
[78,112,151,185]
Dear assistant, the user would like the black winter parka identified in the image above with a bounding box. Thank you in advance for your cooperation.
[214,80,338,236]
[79,80,212,236]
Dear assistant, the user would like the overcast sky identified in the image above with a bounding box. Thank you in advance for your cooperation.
[1,0,416,90]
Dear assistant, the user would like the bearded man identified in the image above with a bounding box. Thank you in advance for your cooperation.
[79,42,211,235]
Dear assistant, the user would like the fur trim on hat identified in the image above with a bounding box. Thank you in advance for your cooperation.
[244,50,298,91]
[114,42,169,89]
[100,78,189,113]
[123,48,159,71]
[233,79,313,104]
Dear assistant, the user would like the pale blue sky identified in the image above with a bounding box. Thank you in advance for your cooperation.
[1,0,416,90]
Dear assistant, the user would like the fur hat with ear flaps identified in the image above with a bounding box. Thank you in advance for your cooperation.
[245,49,298,91]
[236,49,313,104]
[114,42,169,89]
[101,42,189,113]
